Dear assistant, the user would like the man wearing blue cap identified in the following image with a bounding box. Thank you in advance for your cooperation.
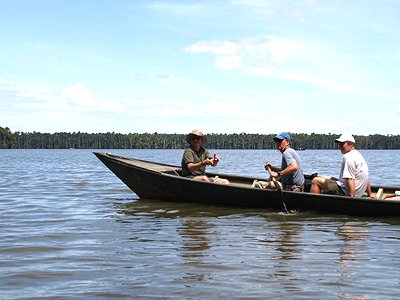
[255,132,305,192]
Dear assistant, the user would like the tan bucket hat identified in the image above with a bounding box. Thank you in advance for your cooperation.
[186,129,208,143]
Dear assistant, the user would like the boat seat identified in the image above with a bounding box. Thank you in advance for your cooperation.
[172,170,181,177]
[376,188,384,199]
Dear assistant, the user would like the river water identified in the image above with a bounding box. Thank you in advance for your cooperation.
[1,149,400,299]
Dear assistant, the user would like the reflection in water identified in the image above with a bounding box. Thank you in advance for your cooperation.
[3,149,400,299]
[115,199,190,220]
[176,219,211,283]
[336,222,369,300]
[271,221,303,292]
[274,221,302,261]
[111,198,393,298]
[178,219,210,258]
[117,198,244,219]
[115,199,214,283]
[336,222,369,265]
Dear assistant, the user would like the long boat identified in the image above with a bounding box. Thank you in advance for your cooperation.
[94,152,400,217]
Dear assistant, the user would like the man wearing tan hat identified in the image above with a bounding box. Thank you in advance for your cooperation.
[310,133,375,198]
[181,129,229,184]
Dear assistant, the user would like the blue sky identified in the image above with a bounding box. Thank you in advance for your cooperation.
[1,0,400,135]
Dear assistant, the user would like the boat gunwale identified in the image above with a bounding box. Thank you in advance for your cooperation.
[94,151,261,180]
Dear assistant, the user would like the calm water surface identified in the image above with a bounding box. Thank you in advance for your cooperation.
[1,149,400,299]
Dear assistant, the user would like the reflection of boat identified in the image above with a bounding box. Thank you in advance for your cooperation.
[94,152,400,217]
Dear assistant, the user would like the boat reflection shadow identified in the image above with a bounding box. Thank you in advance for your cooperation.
[116,199,216,283]
[116,198,246,219]
[115,199,216,260]
[336,221,369,299]
[336,222,369,266]
[266,221,304,293]
[176,218,211,283]
[273,221,302,261]
[177,219,210,258]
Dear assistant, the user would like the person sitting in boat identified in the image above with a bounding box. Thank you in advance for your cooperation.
[181,129,230,184]
[310,133,376,198]
[255,132,305,192]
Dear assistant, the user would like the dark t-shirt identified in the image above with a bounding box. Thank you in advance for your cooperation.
[181,147,210,177]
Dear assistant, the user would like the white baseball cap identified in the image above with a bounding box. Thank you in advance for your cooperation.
[335,133,355,143]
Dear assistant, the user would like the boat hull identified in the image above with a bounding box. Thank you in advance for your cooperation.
[94,152,400,217]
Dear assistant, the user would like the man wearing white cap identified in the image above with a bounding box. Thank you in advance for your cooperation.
[310,133,375,198]
[181,129,229,184]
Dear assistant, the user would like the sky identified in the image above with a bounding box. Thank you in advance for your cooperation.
[1,0,400,135]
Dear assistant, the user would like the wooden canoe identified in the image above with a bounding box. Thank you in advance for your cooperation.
[94,152,400,217]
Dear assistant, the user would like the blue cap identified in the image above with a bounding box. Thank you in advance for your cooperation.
[273,132,291,141]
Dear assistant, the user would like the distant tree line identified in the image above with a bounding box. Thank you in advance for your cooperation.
[0,127,14,149]
[1,126,400,149]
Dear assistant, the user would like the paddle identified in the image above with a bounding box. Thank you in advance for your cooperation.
[265,162,288,213]
[265,162,280,181]
[266,164,277,181]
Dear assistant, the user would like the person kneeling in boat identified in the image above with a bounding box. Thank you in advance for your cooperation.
[181,129,230,185]
[255,132,304,192]
[310,133,376,198]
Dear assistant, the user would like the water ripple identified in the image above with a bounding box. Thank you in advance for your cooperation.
[1,149,400,299]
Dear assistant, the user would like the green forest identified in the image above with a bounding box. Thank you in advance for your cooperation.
[1,126,400,149]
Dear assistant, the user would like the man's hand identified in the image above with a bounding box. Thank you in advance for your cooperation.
[211,153,220,166]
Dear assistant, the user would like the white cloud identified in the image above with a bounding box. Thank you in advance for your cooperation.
[231,0,316,24]
[185,40,243,69]
[98,100,123,112]
[215,55,243,69]
[135,75,147,80]
[0,80,128,115]
[248,67,353,92]
[268,37,299,65]
[183,36,400,101]
[185,36,299,71]
[184,40,240,55]
[59,83,96,107]
[0,80,55,102]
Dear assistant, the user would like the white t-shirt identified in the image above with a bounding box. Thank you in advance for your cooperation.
[337,149,369,197]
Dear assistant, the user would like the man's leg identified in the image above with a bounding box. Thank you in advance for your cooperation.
[310,176,331,193]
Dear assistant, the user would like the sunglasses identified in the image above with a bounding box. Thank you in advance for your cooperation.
[191,136,202,141]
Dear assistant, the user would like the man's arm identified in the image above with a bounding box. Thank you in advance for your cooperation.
[366,180,376,199]
[187,157,214,172]
[279,161,298,176]
[347,178,356,197]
